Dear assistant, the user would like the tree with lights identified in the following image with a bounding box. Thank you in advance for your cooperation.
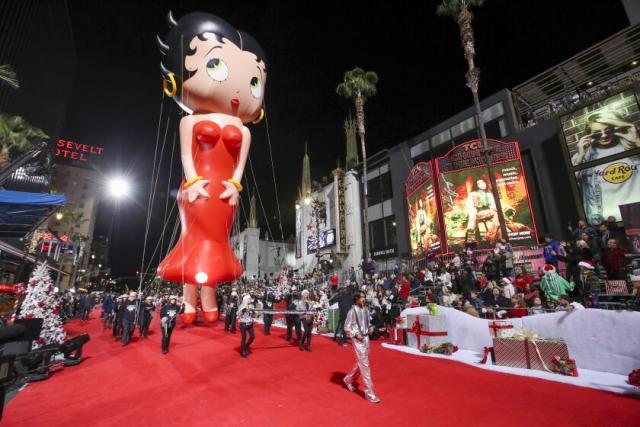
[18,263,66,348]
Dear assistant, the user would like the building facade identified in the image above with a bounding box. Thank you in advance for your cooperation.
[359,24,640,263]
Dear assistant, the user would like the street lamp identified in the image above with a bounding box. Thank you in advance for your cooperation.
[55,212,64,221]
[107,176,131,199]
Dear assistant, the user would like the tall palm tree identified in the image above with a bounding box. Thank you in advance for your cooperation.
[0,64,19,89]
[437,0,508,241]
[0,112,48,169]
[336,67,378,259]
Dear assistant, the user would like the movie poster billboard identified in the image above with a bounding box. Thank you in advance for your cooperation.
[405,162,441,256]
[560,89,640,223]
[436,139,538,252]
[561,89,640,167]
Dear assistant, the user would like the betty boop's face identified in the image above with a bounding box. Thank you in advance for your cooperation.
[181,33,266,123]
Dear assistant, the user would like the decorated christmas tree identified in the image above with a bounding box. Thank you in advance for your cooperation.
[18,263,65,348]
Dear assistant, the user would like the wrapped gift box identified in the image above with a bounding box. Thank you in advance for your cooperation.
[488,320,514,338]
[493,337,571,372]
[328,308,340,335]
[406,314,449,350]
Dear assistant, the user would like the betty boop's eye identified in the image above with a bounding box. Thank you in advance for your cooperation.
[206,58,229,82]
[250,76,262,98]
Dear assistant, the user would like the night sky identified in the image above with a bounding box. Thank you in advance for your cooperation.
[61,0,629,277]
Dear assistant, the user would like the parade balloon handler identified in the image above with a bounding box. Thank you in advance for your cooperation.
[155,11,267,324]
[138,296,155,338]
[343,291,381,403]
[160,296,180,354]
[121,292,138,347]
[238,295,255,358]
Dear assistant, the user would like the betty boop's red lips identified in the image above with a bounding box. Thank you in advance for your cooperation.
[230,98,240,107]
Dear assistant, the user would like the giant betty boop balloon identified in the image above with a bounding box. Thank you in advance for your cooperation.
[156,11,266,323]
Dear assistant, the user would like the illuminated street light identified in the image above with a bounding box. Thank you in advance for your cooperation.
[107,176,131,199]
[91,254,95,259]
[304,197,311,205]
[55,212,64,220]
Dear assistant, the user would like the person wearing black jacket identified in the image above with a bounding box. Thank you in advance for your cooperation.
[121,292,138,347]
[330,286,354,346]
[485,286,512,319]
[160,296,180,354]
[554,242,581,294]
[138,296,155,338]
[459,266,476,303]
[112,295,124,340]
[79,290,92,321]
[224,291,238,333]
[262,290,275,335]
[285,287,301,343]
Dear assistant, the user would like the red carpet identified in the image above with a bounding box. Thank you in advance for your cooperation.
[4,311,639,426]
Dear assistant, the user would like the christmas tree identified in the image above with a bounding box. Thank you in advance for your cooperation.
[18,263,65,348]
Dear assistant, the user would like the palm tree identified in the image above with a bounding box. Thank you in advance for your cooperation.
[0,64,19,89]
[60,211,89,235]
[437,0,508,241]
[336,67,378,259]
[0,112,48,169]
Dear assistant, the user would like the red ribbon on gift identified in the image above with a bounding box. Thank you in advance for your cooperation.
[409,318,447,349]
[480,346,493,364]
[489,321,513,338]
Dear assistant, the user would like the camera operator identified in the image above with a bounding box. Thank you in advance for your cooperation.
[330,284,354,346]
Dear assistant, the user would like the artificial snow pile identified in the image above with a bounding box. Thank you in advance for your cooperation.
[18,263,65,348]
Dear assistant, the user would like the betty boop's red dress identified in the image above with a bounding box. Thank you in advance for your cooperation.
[157,120,243,286]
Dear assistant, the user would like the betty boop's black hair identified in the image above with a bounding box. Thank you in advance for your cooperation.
[157,11,266,87]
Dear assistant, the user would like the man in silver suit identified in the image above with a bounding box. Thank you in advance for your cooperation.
[342,291,380,403]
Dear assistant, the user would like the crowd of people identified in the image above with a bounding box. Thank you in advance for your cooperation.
[27,214,637,360]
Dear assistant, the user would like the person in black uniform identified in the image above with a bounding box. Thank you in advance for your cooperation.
[298,289,316,352]
[262,289,275,335]
[160,296,180,354]
[121,291,138,347]
[238,294,255,358]
[224,290,238,333]
[285,286,301,343]
[112,295,125,340]
[138,296,155,338]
